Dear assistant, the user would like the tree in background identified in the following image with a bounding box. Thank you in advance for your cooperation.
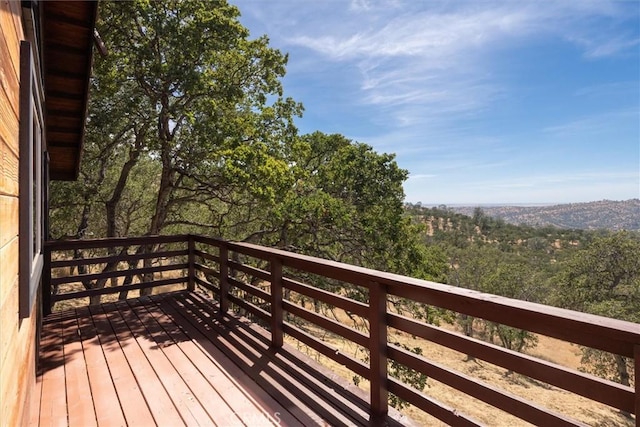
[553,231,639,387]
[51,0,301,240]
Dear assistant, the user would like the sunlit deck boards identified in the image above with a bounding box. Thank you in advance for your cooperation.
[31,291,410,427]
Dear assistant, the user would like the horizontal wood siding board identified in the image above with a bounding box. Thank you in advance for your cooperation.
[50,249,189,268]
[50,263,189,286]
[387,378,481,427]
[227,293,271,322]
[388,313,634,412]
[283,300,369,348]
[227,259,271,282]
[45,234,189,251]
[51,277,187,302]
[387,345,586,427]
[283,323,369,378]
[228,276,270,302]
[194,277,219,294]
[282,277,368,317]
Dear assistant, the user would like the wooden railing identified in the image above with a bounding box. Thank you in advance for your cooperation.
[44,235,640,426]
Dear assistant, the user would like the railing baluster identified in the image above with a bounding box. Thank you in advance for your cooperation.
[219,243,229,315]
[369,280,388,425]
[187,235,195,291]
[270,257,283,348]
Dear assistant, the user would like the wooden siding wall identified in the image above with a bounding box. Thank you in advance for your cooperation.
[0,1,39,426]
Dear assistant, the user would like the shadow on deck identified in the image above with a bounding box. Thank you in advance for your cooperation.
[31,290,413,426]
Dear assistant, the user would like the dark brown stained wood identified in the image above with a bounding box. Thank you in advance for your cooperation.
[227,292,271,321]
[42,1,97,181]
[283,299,369,348]
[42,235,640,425]
[635,345,639,427]
[369,282,389,424]
[194,262,218,277]
[228,258,271,281]
[51,276,187,303]
[388,312,634,412]
[387,344,585,427]
[51,248,189,268]
[193,248,219,263]
[387,377,481,427]
[187,236,195,291]
[194,276,219,293]
[225,239,640,357]
[228,275,270,301]
[219,244,229,314]
[50,262,189,286]
[283,276,369,317]
[283,322,370,378]
[45,234,189,251]
[271,258,285,351]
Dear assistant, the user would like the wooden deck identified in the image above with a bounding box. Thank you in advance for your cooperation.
[30,290,412,427]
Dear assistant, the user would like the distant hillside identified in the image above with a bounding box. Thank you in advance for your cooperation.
[449,199,640,231]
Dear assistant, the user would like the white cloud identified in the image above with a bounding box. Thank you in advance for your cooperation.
[276,0,637,126]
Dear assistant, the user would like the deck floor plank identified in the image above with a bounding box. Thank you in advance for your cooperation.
[35,290,411,426]
[189,292,375,424]
[87,304,157,426]
[98,303,186,427]
[38,312,69,427]
[75,306,127,427]
[151,294,291,426]
[118,299,218,426]
[170,292,360,426]
[127,297,250,426]
[60,311,97,427]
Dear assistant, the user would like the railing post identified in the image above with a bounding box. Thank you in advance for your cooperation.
[42,244,52,316]
[635,345,639,427]
[270,256,283,349]
[369,281,388,425]
[219,243,229,315]
[187,235,195,291]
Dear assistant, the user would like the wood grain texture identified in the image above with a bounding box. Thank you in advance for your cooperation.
[0,140,20,196]
[0,275,19,368]
[0,236,18,307]
[0,194,18,249]
[0,295,38,427]
[33,291,412,427]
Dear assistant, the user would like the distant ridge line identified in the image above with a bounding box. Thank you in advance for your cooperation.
[417,199,640,231]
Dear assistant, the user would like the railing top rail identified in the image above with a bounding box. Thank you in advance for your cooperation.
[45,234,191,250]
[45,235,640,357]
[224,240,640,357]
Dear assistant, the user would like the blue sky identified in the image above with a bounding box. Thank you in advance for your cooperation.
[232,0,640,205]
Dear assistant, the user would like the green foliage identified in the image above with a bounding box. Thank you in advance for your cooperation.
[552,231,639,385]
